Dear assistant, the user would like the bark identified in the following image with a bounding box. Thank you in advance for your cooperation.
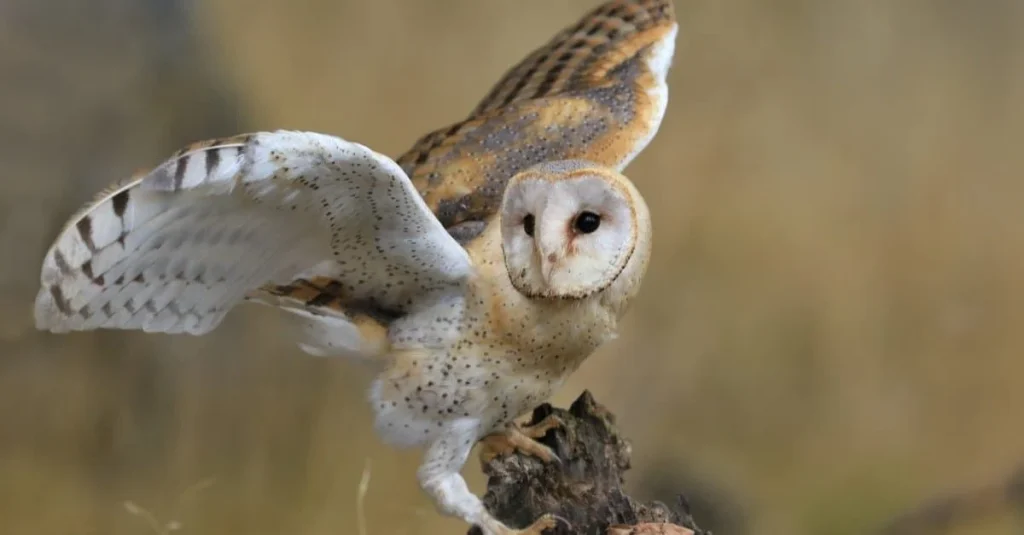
[471,391,709,535]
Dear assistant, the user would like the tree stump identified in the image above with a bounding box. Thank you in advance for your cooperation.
[470,391,709,535]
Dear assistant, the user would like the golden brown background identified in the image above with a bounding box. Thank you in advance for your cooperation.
[2,1,1023,534]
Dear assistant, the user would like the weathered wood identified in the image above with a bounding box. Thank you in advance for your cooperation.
[471,391,709,535]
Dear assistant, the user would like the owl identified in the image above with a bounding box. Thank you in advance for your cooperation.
[32,1,677,534]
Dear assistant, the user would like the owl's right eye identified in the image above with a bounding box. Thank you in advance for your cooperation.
[523,214,535,237]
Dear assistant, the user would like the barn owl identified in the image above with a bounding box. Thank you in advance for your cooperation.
[32,1,677,533]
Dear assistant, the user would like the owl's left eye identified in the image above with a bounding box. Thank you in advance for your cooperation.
[574,211,601,234]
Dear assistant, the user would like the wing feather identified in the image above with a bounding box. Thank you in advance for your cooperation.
[396,0,677,238]
[469,0,675,115]
[35,131,471,337]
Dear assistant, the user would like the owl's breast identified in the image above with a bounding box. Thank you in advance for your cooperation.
[368,297,611,446]
[369,332,592,447]
[369,220,621,445]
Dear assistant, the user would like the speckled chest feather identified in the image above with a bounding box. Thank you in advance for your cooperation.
[369,220,619,447]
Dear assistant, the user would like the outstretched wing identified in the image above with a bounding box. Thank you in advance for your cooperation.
[396,0,677,241]
[35,131,472,336]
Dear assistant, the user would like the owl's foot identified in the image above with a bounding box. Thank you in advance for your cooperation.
[418,424,568,535]
[478,414,565,466]
[478,512,570,535]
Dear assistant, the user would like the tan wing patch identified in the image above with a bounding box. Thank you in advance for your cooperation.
[252,277,391,358]
[260,276,349,312]
[396,0,677,235]
[470,0,676,115]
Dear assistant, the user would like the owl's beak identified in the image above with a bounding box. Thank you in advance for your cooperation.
[540,257,556,284]
[534,208,562,285]
[537,244,561,285]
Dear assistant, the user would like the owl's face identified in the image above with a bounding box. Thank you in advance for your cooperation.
[499,161,651,303]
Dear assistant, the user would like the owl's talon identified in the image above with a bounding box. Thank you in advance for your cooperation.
[479,415,565,466]
[520,414,565,439]
[506,512,567,534]
[478,431,558,466]
[549,514,573,532]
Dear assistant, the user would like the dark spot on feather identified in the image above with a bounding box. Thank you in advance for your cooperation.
[53,249,72,277]
[75,216,97,252]
[443,123,463,138]
[501,54,546,108]
[534,64,565,98]
[49,285,71,314]
[205,148,220,176]
[111,190,129,218]
[173,156,187,189]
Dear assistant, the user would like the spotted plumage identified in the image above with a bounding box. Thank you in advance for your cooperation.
[32,2,675,534]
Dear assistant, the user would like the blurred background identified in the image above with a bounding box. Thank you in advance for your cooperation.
[2,0,1023,534]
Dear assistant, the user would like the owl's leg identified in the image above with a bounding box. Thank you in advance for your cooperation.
[478,414,565,466]
[418,420,566,535]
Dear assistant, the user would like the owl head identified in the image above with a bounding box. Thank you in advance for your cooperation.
[499,160,652,308]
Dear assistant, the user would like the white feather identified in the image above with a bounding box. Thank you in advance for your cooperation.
[34,131,473,347]
[621,23,678,168]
